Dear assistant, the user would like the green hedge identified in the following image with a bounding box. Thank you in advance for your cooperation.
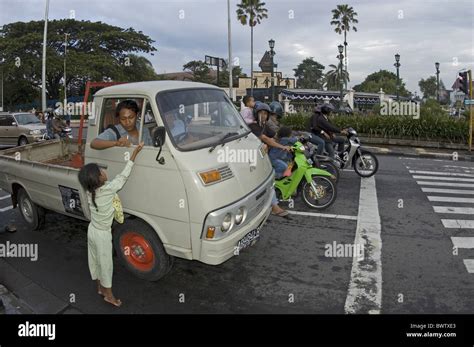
[280,112,470,143]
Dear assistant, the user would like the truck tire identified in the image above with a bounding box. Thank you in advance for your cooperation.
[17,188,45,230]
[113,219,173,281]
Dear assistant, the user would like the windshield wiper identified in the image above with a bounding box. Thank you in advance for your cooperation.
[209,132,239,153]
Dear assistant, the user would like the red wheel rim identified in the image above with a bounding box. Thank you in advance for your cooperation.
[120,231,155,271]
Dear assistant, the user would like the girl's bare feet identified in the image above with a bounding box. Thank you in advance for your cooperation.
[104,296,122,307]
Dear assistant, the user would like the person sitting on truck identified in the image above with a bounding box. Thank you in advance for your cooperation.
[78,142,145,307]
[91,100,153,149]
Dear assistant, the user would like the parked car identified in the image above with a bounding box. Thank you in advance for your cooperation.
[0,112,47,147]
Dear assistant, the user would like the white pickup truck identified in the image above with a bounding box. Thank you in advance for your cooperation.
[0,81,274,281]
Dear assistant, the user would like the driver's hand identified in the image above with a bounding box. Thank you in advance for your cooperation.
[117,137,132,147]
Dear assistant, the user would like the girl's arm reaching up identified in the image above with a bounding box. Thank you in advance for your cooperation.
[107,143,144,193]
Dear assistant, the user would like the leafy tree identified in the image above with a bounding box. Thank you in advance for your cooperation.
[218,65,246,87]
[293,57,325,89]
[324,63,350,91]
[183,60,213,83]
[330,4,358,89]
[0,19,157,109]
[236,0,268,94]
[419,76,447,102]
[353,69,410,96]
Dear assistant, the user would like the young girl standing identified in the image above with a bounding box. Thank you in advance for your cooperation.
[78,142,144,307]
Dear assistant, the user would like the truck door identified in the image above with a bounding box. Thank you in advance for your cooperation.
[85,97,191,250]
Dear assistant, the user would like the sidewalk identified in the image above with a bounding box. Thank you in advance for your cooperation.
[0,259,82,314]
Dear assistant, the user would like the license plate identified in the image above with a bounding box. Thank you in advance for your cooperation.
[237,228,260,252]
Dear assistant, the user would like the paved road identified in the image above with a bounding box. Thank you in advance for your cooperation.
[0,155,473,314]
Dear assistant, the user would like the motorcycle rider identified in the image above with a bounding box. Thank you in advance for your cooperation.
[52,109,68,139]
[267,101,284,133]
[311,104,348,159]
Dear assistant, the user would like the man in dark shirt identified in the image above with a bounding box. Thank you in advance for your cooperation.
[311,104,348,158]
[250,103,291,218]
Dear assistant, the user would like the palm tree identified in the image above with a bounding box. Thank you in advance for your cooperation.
[324,64,350,91]
[330,4,358,90]
[236,0,268,96]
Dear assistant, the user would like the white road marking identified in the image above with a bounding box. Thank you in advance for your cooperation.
[441,219,474,229]
[417,181,474,188]
[434,206,474,214]
[410,170,474,178]
[451,237,474,249]
[0,195,10,201]
[428,196,474,203]
[413,175,474,182]
[463,260,474,273]
[0,206,13,212]
[344,176,382,314]
[422,188,474,195]
[287,210,357,220]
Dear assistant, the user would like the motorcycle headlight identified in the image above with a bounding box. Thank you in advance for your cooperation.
[235,207,245,225]
[221,213,233,232]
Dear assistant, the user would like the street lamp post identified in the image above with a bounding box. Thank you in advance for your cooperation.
[337,44,344,109]
[269,39,275,102]
[435,62,440,102]
[227,0,233,100]
[394,53,401,101]
[42,0,50,112]
[64,33,70,124]
[0,58,4,112]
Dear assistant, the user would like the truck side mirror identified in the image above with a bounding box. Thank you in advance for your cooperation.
[152,126,166,147]
[152,126,166,165]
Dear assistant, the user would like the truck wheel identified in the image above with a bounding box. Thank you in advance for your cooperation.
[18,137,28,146]
[113,219,173,281]
[17,188,45,230]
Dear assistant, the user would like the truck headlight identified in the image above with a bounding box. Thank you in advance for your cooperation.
[235,207,245,225]
[221,213,233,232]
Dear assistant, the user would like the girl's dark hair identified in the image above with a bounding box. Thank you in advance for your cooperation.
[78,163,102,212]
[115,99,140,118]
[277,126,292,139]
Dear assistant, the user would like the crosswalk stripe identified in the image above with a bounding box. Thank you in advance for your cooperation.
[0,206,13,212]
[422,188,474,195]
[412,175,474,182]
[410,170,474,178]
[441,219,474,229]
[428,196,474,203]
[434,206,474,214]
[463,260,474,273]
[451,237,474,249]
[417,181,474,188]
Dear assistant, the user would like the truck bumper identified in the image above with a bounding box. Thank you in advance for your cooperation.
[198,188,273,265]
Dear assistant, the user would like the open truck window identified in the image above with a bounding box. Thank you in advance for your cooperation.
[156,88,249,151]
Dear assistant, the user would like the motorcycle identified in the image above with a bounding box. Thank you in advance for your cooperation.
[299,132,341,184]
[42,127,73,141]
[274,140,337,210]
[334,127,379,178]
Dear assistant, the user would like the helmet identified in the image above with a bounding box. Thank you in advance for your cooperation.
[320,104,335,115]
[254,102,271,113]
[269,101,284,118]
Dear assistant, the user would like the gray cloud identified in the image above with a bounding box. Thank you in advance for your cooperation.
[1,0,472,92]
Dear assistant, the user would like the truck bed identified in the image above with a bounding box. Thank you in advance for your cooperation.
[0,139,90,221]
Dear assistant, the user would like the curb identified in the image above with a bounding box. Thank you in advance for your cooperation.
[365,146,474,162]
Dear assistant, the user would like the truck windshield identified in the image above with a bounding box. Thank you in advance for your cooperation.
[15,113,41,125]
[156,89,249,151]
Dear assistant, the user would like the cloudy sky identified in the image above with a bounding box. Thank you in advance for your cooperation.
[1,0,473,94]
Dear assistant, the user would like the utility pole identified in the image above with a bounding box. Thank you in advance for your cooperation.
[227,0,233,100]
[41,0,50,112]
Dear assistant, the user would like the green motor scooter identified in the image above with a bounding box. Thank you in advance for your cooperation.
[274,140,337,210]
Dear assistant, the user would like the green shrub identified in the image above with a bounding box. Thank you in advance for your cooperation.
[281,111,469,143]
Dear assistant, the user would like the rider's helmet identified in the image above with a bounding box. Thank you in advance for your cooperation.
[254,102,271,113]
[320,103,335,115]
[269,101,284,119]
